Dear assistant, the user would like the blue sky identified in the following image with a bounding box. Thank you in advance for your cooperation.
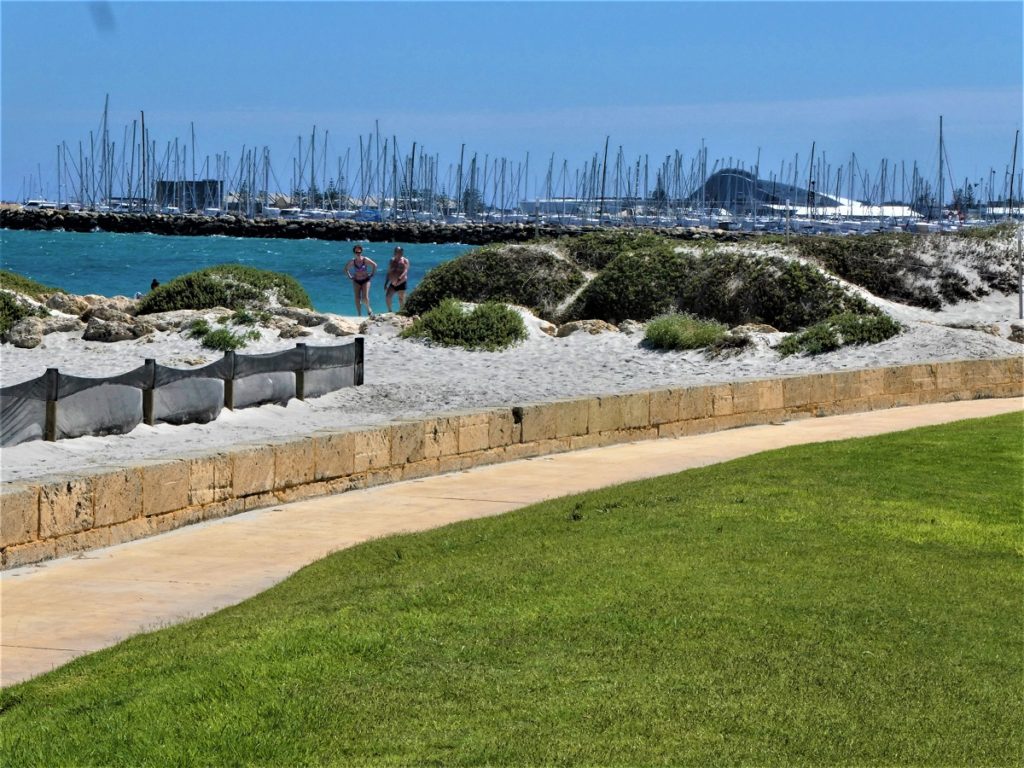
[2,1,1021,203]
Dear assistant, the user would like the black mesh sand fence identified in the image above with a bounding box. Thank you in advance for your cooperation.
[0,339,363,447]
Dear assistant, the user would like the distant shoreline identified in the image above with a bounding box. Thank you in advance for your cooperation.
[0,208,742,246]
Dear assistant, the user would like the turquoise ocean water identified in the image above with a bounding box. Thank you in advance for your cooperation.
[0,229,471,315]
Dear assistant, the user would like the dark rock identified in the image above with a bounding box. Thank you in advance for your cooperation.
[82,317,153,342]
[278,325,312,339]
[270,306,331,327]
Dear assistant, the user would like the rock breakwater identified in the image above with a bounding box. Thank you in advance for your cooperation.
[0,207,750,245]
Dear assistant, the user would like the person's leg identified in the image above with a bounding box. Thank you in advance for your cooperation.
[351,281,362,315]
[396,289,406,311]
[362,282,373,315]
[385,284,394,313]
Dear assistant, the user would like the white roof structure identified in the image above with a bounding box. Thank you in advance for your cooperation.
[765,194,921,219]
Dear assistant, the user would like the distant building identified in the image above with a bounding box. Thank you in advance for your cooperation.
[689,169,919,219]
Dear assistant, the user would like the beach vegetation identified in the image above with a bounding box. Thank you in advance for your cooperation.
[561,242,687,324]
[643,313,730,351]
[0,291,33,336]
[559,230,672,271]
[780,227,1020,308]
[0,270,56,336]
[0,414,1019,765]
[680,252,876,330]
[781,233,943,309]
[563,246,871,330]
[187,318,212,339]
[402,244,585,321]
[186,317,260,351]
[776,311,902,356]
[400,298,527,351]
[0,269,63,300]
[953,221,1018,241]
[220,308,271,326]
[136,265,312,315]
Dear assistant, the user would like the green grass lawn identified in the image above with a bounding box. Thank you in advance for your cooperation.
[2,413,1022,766]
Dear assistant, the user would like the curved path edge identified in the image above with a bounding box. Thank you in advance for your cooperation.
[1,396,1021,687]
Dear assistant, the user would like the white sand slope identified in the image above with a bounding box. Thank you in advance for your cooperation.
[2,288,1020,484]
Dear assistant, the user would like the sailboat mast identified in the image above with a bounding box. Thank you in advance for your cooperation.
[598,136,609,222]
[807,141,816,215]
[1009,129,1019,220]
[938,115,944,221]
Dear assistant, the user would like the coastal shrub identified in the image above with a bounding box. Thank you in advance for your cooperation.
[787,228,1021,307]
[776,312,902,357]
[200,327,261,352]
[0,290,50,337]
[677,251,877,331]
[137,265,312,315]
[784,234,943,309]
[402,245,584,321]
[186,317,259,350]
[0,291,31,336]
[954,222,1018,241]
[561,240,686,323]
[0,269,63,300]
[187,318,212,339]
[400,299,527,351]
[560,230,672,271]
[563,246,871,330]
[219,308,271,326]
[643,313,729,351]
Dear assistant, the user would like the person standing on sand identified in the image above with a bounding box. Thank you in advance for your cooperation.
[384,245,410,312]
[344,244,377,317]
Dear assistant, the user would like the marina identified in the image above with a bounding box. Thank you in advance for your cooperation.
[9,99,1022,238]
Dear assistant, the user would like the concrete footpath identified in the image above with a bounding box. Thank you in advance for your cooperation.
[2,397,1020,687]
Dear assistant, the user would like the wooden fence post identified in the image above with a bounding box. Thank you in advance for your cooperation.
[223,351,236,410]
[295,343,307,401]
[44,368,59,442]
[354,337,364,386]
[142,358,156,426]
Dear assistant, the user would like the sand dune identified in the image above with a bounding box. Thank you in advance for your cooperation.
[1,283,1020,485]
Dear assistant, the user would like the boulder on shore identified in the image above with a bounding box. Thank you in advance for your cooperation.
[82,317,153,342]
[556,319,619,337]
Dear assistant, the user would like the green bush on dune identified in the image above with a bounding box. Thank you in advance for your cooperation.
[187,316,262,351]
[136,265,312,314]
[560,239,686,324]
[400,298,528,351]
[559,230,673,271]
[783,234,942,309]
[402,244,584,320]
[776,312,902,356]
[562,244,874,331]
[643,313,749,352]
[0,292,33,336]
[0,270,60,336]
[676,251,877,331]
[0,269,63,300]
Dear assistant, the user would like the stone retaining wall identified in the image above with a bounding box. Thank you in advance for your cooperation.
[2,357,1021,569]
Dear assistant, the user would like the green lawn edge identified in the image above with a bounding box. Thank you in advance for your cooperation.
[2,412,1021,766]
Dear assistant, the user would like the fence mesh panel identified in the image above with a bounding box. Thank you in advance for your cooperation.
[1,340,362,446]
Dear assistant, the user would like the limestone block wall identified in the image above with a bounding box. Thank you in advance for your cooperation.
[2,357,1021,568]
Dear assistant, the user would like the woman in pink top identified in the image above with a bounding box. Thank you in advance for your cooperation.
[344,244,378,317]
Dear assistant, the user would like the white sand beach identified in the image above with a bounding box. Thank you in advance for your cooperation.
[1,282,1020,485]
